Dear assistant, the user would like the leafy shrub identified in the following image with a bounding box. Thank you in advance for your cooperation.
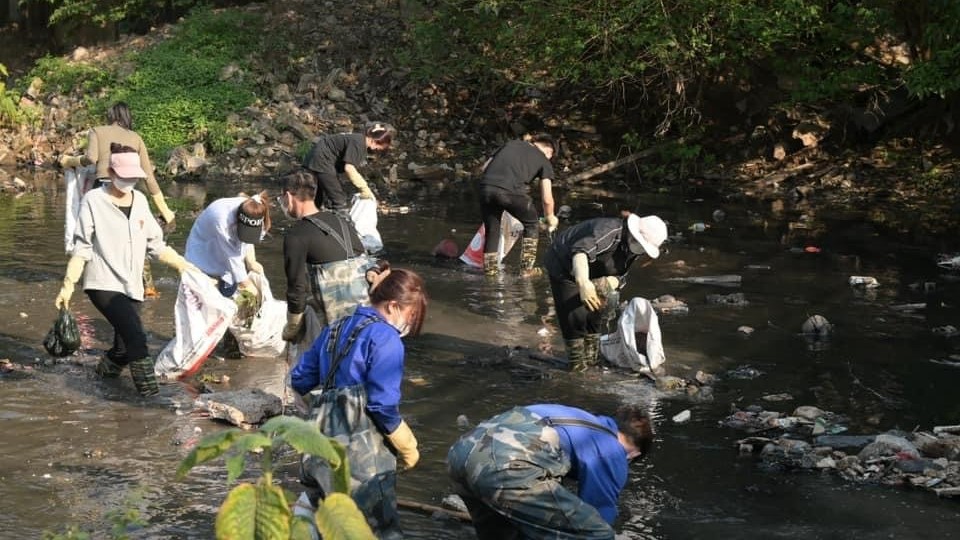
[25,56,115,95]
[178,415,375,539]
[103,7,261,160]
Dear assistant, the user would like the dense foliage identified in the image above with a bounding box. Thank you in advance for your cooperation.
[22,6,262,160]
[401,0,960,133]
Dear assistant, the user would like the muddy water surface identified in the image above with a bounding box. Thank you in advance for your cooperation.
[2,169,960,538]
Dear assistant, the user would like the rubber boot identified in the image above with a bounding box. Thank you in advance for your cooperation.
[95,357,124,378]
[565,338,587,372]
[129,357,159,397]
[519,237,540,276]
[483,252,499,276]
[583,334,601,369]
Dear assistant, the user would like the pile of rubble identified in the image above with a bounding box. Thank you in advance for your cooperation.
[722,404,960,498]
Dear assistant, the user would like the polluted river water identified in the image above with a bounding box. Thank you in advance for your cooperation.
[1,169,959,538]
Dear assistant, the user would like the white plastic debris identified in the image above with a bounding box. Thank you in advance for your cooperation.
[672,410,691,423]
[848,276,879,288]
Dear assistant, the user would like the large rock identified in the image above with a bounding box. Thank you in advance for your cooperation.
[195,388,283,429]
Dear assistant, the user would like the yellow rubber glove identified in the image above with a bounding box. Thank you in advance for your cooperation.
[156,247,198,274]
[244,247,264,275]
[282,312,304,342]
[572,252,602,311]
[544,214,559,233]
[59,155,83,169]
[345,165,374,199]
[385,420,420,470]
[55,256,86,308]
[150,193,176,226]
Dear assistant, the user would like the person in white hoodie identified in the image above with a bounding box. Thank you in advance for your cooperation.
[54,148,198,396]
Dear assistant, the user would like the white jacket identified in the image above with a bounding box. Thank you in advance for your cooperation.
[72,186,167,301]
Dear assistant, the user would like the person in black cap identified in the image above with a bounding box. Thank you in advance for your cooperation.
[185,193,272,297]
[301,122,396,212]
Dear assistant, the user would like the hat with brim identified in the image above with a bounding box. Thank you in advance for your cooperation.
[237,207,264,244]
[109,152,147,179]
[627,214,668,259]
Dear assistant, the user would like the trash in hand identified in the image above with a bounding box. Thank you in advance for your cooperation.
[43,306,81,357]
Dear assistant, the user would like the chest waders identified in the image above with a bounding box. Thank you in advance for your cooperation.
[304,215,376,327]
[447,408,618,539]
[299,314,401,539]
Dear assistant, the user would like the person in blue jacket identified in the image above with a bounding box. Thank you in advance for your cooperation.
[290,263,426,539]
[447,403,653,539]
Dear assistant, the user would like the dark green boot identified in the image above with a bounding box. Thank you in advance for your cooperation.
[565,338,587,372]
[95,357,124,378]
[519,237,540,276]
[583,334,601,369]
[129,357,159,397]
[483,252,499,276]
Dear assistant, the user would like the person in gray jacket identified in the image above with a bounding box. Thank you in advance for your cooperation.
[54,147,199,397]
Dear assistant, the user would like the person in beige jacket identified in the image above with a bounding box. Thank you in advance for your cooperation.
[59,102,176,227]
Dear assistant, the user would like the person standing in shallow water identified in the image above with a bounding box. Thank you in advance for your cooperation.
[59,102,177,228]
[543,213,668,371]
[301,122,396,212]
[477,133,559,276]
[54,148,199,397]
[448,403,654,539]
[290,265,425,539]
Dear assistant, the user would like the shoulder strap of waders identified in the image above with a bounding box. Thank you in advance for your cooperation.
[304,214,358,256]
[538,416,619,439]
[320,314,383,391]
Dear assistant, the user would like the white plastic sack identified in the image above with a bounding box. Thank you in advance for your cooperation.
[228,272,287,358]
[156,270,238,379]
[349,194,383,254]
[459,211,523,268]
[64,165,96,254]
[600,297,666,373]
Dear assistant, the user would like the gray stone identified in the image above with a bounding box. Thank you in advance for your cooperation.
[195,388,283,429]
[813,434,876,450]
[792,406,826,421]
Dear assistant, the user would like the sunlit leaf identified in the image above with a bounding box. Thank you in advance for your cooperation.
[315,493,376,540]
[215,481,292,540]
[176,429,245,478]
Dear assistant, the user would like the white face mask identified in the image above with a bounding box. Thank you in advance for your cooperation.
[394,319,410,338]
[113,178,137,193]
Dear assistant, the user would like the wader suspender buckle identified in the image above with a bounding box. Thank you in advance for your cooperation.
[538,416,618,439]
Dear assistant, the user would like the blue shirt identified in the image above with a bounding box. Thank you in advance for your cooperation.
[290,306,405,433]
[526,404,628,524]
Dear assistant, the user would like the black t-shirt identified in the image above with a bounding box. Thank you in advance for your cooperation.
[283,211,365,314]
[479,139,555,193]
[544,217,639,281]
[302,133,367,174]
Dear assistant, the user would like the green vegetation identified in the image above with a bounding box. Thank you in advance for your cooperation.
[401,0,960,134]
[42,491,148,540]
[177,415,375,539]
[18,6,263,163]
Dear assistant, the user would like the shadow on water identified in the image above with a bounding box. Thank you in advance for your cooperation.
[2,166,960,537]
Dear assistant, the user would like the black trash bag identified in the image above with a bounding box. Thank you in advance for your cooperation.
[43,307,81,357]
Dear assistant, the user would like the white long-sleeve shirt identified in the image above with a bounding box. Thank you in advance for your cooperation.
[72,186,167,301]
[185,197,251,287]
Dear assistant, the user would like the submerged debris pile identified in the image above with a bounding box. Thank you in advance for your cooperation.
[722,405,960,498]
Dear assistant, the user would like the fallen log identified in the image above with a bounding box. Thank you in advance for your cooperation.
[398,498,472,522]
[933,425,960,435]
[562,138,689,184]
